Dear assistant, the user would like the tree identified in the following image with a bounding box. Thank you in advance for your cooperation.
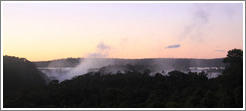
[223,49,243,65]
[221,49,243,87]
[3,49,243,108]
[218,49,243,108]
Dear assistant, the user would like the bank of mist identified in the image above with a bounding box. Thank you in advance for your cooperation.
[35,42,225,82]
[3,49,243,108]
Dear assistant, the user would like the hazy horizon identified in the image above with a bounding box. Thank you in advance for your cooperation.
[4,54,227,62]
[2,2,243,61]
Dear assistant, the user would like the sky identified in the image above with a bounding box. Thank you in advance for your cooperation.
[2,2,244,61]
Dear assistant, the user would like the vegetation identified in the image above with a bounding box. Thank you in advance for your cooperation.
[3,56,46,91]
[34,58,225,70]
[3,49,243,108]
[35,57,81,68]
[3,56,47,108]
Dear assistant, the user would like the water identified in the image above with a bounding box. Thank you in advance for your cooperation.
[38,67,225,81]
[189,67,225,79]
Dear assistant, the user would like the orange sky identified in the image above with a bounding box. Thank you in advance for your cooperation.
[2,2,244,61]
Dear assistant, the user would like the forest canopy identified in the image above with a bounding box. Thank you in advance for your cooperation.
[3,49,243,108]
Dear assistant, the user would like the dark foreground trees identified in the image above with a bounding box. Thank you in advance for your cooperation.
[3,56,47,108]
[3,56,46,91]
[216,49,243,107]
[3,49,243,108]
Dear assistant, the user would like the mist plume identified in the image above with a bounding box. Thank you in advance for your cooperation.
[58,42,112,81]
[182,5,211,41]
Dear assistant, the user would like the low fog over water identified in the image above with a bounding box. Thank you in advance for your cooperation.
[37,58,225,82]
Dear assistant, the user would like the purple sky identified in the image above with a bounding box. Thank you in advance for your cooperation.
[2,2,244,61]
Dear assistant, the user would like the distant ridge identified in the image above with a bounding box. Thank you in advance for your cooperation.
[34,58,225,68]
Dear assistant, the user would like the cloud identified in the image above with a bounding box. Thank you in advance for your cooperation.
[87,42,111,58]
[87,52,108,58]
[165,44,181,49]
[181,5,212,41]
[86,42,110,58]
[60,42,112,81]
[194,7,209,24]
[97,42,110,50]
[215,50,226,52]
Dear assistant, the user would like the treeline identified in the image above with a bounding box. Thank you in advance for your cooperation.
[34,58,80,68]
[34,58,225,70]
[3,49,243,108]
[3,56,46,91]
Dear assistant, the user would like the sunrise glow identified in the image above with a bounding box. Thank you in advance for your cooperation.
[2,2,244,61]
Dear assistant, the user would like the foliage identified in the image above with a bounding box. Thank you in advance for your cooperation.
[223,49,243,65]
[3,56,46,91]
[3,49,243,108]
[3,56,47,108]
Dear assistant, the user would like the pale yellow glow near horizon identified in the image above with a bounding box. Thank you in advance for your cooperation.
[2,3,243,61]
